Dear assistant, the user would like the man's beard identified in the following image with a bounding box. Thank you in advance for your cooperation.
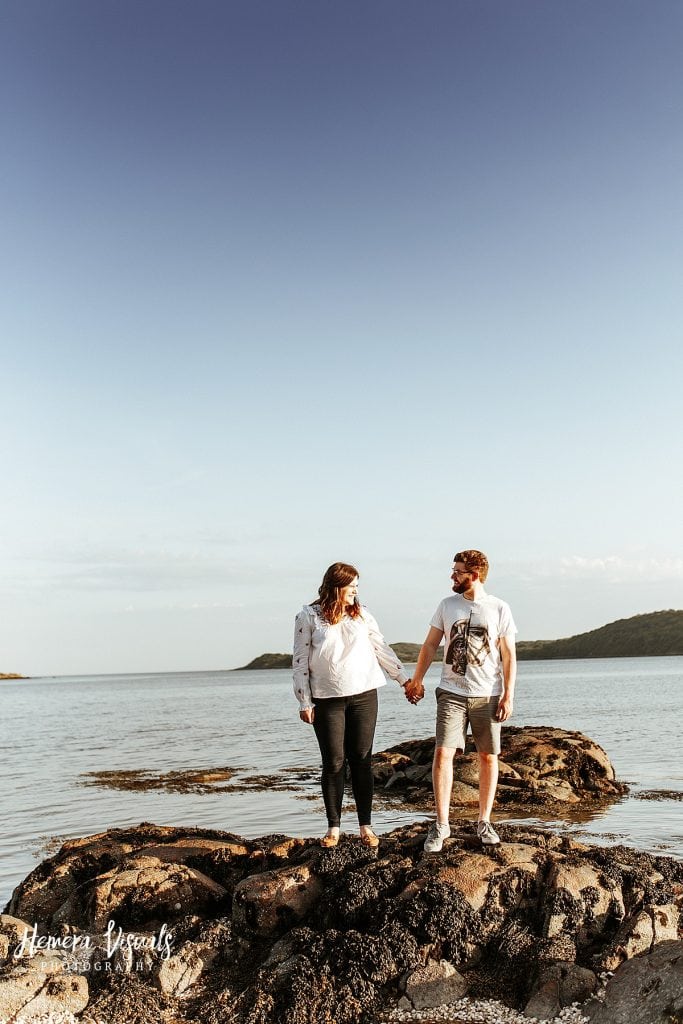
[452,581,468,594]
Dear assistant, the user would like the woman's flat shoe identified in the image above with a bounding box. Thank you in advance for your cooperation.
[320,833,340,848]
[360,829,379,848]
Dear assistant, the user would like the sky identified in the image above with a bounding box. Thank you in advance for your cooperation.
[1,1,682,676]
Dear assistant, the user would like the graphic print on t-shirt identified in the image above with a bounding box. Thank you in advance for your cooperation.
[445,612,491,676]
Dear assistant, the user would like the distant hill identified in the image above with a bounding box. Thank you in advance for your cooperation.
[237,610,683,669]
[237,653,293,670]
[236,645,443,671]
[387,643,443,664]
[0,673,26,680]
[515,610,683,660]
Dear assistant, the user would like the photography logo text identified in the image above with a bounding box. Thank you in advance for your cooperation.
[13,919,174,973]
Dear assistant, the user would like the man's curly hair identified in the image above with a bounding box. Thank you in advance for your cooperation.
[454,549,489,582]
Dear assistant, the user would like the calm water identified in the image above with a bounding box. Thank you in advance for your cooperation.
[1,657,682,908]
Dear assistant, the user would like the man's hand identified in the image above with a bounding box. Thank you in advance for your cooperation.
[495,695,513,722]
[498,635,516,723]
[404,678,425,705]
[299,707,315,724]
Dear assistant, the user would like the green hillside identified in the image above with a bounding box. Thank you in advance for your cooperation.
[237,610,683,668]
[237,653,293,670]
[516,609,683,660]
[387,643,443,664]
[237,645,442,671]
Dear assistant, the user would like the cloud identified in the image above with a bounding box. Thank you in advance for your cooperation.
[2,546,264,592]
[557,555,683,583]
[123,601,246,612]
[496,553,683,585]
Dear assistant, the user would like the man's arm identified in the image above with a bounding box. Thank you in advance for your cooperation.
[404,626,444,703]
[496,633,517,721]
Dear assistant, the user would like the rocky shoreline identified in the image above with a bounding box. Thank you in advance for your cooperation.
[2,819,681,1024]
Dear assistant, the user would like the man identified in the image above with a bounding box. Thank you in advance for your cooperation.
[405,549,517,851]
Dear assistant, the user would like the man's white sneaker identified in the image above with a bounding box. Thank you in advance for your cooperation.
[477,820,500,846]
[423,821,451,853]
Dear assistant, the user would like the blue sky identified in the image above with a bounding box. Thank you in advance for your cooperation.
[1,1,682,675]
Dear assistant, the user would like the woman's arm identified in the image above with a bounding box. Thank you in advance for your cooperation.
[293,609,314,711]
[364,610,409,686]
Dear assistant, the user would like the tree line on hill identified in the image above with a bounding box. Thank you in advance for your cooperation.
[236,610,683,669]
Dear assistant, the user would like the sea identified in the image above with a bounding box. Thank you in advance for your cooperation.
[1,656,682,909]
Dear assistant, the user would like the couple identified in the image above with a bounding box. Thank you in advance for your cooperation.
[292,549,517,852]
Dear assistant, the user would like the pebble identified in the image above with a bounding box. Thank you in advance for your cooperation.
[8,1000,591,1024]
[378,996,590,1024]
[13,1016,83,1024]
[9,991,591,1024]
[13,1015,105,1024]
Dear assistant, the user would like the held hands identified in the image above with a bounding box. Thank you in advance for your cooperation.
[403,678,425,705]
[300,681,426,719]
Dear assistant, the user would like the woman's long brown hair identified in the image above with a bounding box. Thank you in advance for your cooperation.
[314,562,362,624]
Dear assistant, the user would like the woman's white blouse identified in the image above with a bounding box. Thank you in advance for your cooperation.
[292,604,408,710]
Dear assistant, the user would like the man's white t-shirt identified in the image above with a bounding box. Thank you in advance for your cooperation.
[430,592,517,697]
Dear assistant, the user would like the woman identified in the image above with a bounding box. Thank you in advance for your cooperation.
[293,562,410,848]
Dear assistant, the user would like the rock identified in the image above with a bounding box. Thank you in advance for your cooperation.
[384,771,406,789]
[16,951,69,974]
[450,780,481,805]
[539,779,582,803]
[494,842,543,870]
[435,854,498,911]
[583,939,683,1023]
[232,864,323,936]
[135,837,251,862]
[524,961,597,1020]
[0,962,88,1019]
[405,958,468,1008]
[372,726,628,814]
[262,928,311,968]
[452,757,481,786]
[0,915,31,966]
[535,934,578,965]
[599,904,679,971]
[261,837,307,860]
[89,857,227,930]
[47,856,228,931]
[543,858,625,943]
[80,973,172,1023]
[5,823,251,928]
[154,939,217,995]
[107,934,161,977]
[0,915,32,947]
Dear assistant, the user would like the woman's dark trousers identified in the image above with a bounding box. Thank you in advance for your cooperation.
[312,688,378,827]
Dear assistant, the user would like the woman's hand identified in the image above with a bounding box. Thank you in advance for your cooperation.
[299,707,315,725]
[404,678,425,704]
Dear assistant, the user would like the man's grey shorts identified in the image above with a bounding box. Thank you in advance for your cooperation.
[435,688,502,754]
